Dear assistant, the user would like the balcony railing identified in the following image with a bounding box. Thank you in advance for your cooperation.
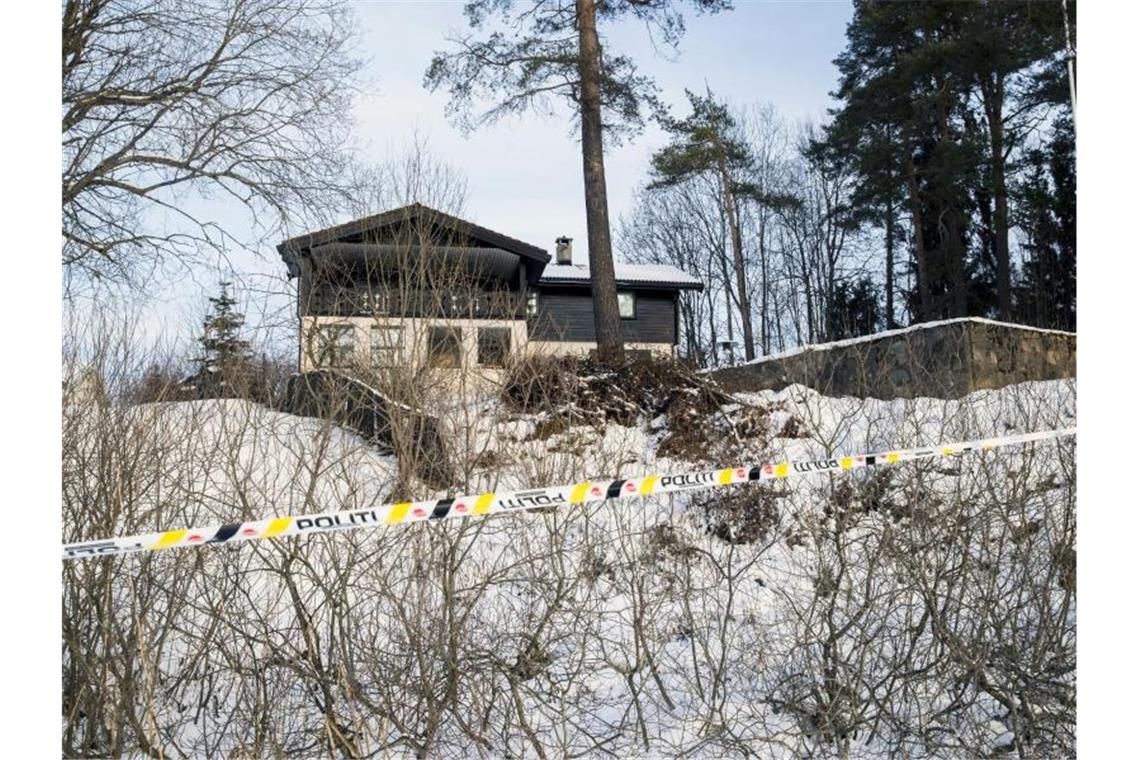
[305,287,526,320]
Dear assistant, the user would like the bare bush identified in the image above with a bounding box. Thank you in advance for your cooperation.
[63,311,1076,758]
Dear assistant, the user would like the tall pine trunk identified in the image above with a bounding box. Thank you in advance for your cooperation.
[716,236,737,363]
[760,221,770,354]
[716,150,755,361]
[575,0,624,364]
[903,153,930,322]
[885,198,896,328]
[981,74,1012,320]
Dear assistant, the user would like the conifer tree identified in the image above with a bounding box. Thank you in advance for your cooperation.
[425,0,731,364]
[191,282,253,399]
[649,88,761,361]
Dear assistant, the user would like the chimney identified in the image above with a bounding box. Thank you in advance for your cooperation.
[555,236,573,265]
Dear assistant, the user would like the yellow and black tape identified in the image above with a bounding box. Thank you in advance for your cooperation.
[62,427,1076,561]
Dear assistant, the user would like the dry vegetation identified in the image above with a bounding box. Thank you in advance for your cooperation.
[62,319,1075,759]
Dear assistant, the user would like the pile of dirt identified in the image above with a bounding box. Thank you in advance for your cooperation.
[504,355,723,418]
[503,355,764,453]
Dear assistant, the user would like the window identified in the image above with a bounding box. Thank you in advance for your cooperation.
[525,291,539,317]
[427,327,463,369]
[315,324,355,367]
[618,291,636,319]
[477,328,511,368]
[370,326,402,368]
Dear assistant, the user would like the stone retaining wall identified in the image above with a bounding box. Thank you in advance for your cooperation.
[710,319,1075,399]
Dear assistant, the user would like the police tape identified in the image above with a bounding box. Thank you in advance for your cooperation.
[62,427,1076,560]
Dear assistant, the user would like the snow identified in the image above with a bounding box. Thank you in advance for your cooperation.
[62,397,400,535]
[540,262,704,288]
[62,377,1076,758]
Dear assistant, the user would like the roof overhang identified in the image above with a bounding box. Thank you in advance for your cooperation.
[310,243,525,282]
[278,203,550,284]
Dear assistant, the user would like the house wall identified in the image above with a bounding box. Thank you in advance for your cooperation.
[527,287,678,344]
[527,341,677,359]
[300,315,527,380]
[299,316,677,377]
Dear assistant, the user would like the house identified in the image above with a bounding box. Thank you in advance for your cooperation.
[277,203,702,378]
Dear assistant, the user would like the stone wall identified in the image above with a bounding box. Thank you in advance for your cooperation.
[710,318,1075,400]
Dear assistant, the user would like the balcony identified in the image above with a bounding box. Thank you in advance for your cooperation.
[304,286,526,320]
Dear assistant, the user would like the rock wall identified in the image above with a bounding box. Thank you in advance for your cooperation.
[711,319,1075,400]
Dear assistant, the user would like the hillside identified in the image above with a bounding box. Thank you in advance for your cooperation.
[62,375,1076,758]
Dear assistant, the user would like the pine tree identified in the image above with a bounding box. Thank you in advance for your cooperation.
[425,0,731,364]
[191,282,253,398]
[821,0,1075,325]
[649,88,762,361]
[1012,115,1075,330]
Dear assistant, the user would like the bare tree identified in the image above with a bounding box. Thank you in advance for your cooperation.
[62,0,362,291]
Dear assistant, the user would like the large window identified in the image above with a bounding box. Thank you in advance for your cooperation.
[618,291,636,319]
[477,328,511,368]
[370,326,402,368]
[315,324,355,367]
[427,327,463,369]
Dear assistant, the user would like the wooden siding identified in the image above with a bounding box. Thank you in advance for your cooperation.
[528,286,677,344]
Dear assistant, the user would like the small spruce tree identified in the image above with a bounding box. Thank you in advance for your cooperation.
[190,282,253,399]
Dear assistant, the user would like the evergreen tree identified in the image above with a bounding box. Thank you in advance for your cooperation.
[190,282,253,399]
[425,0,731,364]
[1012,115,1076,330]
[649,88,762,361]
[827,277,881,340]
[821,0,1073,325]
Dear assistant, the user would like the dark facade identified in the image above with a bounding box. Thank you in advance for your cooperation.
[528,286,679,344]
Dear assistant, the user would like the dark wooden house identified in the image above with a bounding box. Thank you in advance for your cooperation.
[277,204,703,376]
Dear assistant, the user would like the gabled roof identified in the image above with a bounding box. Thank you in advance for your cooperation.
[539,263,704,291]
[277,203,550,276]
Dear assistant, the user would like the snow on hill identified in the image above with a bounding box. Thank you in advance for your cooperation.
[62,378,1076,758]
[63,397,400,539]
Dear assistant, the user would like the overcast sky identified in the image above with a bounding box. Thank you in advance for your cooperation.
[122,0,855,347]
[352,0,853,262]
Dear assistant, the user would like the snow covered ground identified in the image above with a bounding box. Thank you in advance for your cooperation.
[62,378,1077,758]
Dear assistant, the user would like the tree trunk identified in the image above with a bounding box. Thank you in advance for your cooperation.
[760,221,770,354]
[946,207,968,317]
[903,153,930,322]
[1061,0,1077,118]
[885,198,896,328]
[718,247,736,364]
[981,74,1012,320]
[575,0,624,364]
[716,151,756,361]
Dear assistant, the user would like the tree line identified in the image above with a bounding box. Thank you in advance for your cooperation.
[621,0,1076,367]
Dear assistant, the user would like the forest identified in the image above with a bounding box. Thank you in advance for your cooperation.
[619,1,1076,367]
